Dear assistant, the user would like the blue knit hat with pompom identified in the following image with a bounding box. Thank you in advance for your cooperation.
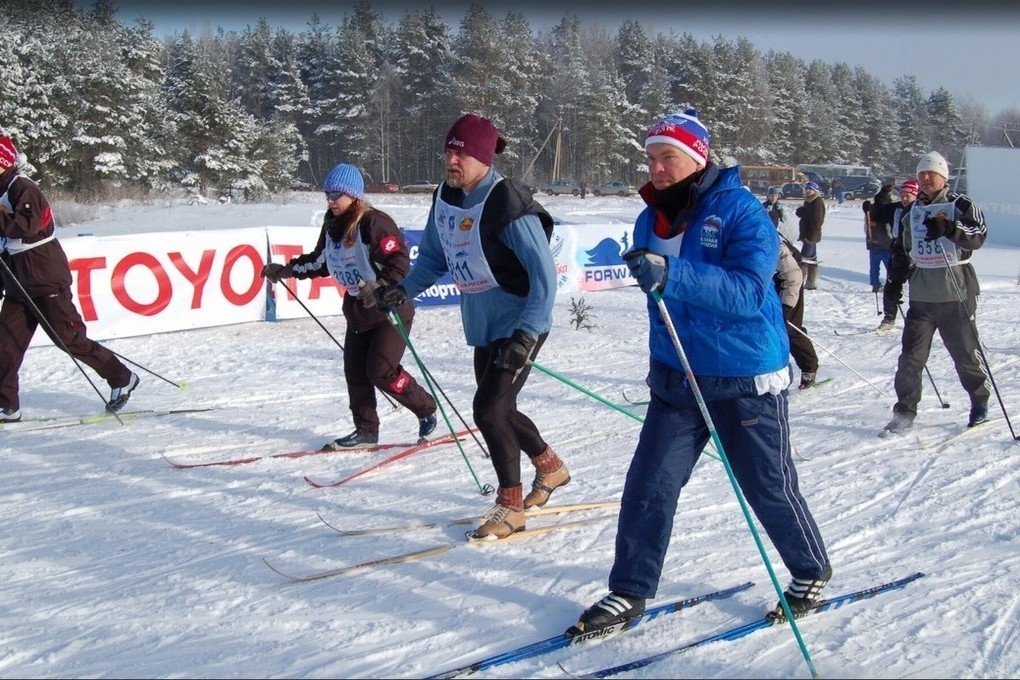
[322,163,365,200]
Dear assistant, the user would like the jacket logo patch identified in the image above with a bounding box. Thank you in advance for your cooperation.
[701,215,722,249]
[379,235,400,254]
[741,418,759,427]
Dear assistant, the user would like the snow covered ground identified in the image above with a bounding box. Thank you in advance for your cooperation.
[1,190,1018,679]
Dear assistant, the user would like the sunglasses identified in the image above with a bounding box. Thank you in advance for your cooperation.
[325,191,345,201]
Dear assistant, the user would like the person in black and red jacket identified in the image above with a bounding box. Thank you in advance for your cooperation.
[0,136,138,422]
[261,163,437,450]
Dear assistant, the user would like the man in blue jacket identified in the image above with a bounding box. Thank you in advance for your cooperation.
[375,114,567,540]
[567,110,831,635]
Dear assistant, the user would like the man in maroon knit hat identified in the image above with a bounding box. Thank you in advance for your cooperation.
[375,113,566,539]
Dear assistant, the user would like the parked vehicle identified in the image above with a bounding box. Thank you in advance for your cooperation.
[591,180,635,197]
[738,165,807,195]
[539,179,582,196]
[781,182,806,199]
[838,175,882,199]
[401,179,438,194]
[365,179,400,193]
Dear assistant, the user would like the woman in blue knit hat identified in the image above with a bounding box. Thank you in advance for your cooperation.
[261,163,437,449]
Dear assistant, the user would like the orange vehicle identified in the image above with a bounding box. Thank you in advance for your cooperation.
[738,165,807,195]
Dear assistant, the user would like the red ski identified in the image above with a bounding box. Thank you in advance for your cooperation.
[161,429,472,469]
[303,428,475,489]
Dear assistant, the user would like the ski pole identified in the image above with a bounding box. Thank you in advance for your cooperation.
[787,322,890,397]
[654,291,818,678]
[897,304,950,409]
[276,279,398,410]
[528,360,644,424]
[108,350,187,390]
[528,360,720,461]
[939,248,1019,440]
[385,308,491,457]
[385,309,492,496]
[0,257,125,424]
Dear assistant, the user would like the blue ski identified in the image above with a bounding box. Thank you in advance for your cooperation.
[569,571,925,678]
[424,581,754,679]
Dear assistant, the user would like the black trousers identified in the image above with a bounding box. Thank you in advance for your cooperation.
[786,289,818,373]
[0,290,131,410]
[471,332,550,488]
[343,318,436,437]
[893,298,990,416]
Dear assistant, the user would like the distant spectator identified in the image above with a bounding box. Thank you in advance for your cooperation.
[861,181,896,293]
[795,181,826,290]
[762,187,785,230]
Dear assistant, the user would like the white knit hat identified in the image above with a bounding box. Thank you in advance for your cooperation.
[916,151,949,179]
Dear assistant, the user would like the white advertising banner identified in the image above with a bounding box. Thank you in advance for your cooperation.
[23,222,638,348]
[264,225,347,321]
[31,228,268,347]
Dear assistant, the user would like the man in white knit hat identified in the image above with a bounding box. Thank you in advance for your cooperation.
[880,151,990,437]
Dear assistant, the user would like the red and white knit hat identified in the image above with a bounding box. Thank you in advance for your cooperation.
[644,108,711,166]
[0,136,22,170]
[899,179,919,196]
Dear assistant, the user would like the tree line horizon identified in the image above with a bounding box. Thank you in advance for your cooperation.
[3,0,1017,201]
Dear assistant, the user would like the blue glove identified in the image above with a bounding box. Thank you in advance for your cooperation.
[494,329,537,371]
[374,284,408,308]
[923,213,953,241]
[624,249,668,294]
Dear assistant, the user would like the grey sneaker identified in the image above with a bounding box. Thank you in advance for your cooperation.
[880,412,915,437]
[322,431,379,450]
[968,402,989,427]
[106,373,140,413]
[418,413,437,439]
[876,316,896,333]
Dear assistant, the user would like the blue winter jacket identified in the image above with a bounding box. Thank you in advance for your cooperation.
[633,165,789,377]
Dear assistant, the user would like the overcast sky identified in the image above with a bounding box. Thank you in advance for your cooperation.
[93,0,1019,115]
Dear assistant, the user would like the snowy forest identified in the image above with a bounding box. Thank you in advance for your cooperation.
[4,0,1019,200]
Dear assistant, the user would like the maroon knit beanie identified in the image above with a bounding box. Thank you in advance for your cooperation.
[445,114,506,166]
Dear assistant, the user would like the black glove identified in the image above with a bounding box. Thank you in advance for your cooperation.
[494,329,537,371]
[261,262,292,283]
[624,249,668,294]
[923,213,953,241]
[795,206,804,218]
[374,284,408,308]
[782,305,795,322]
[861,200,872,213]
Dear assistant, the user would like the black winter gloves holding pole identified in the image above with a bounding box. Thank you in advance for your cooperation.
[261,263,292,282]
[494,329,537,371]
[373,284,408,308]
[923,213,954,241]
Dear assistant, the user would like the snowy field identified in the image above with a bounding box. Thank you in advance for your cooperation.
[1,190,1018,679]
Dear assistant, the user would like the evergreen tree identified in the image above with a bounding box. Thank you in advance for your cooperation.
[391,8,454,184]
[803,60,842,165]
[497,12,546,182]
[892,75,930,174]
[926,87,968,166]
[762,51,810,166]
